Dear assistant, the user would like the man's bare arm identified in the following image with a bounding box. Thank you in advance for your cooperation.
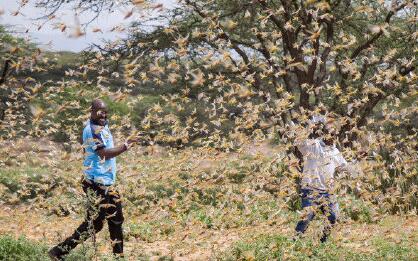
[96,137,141,160]
[96,144,127,160]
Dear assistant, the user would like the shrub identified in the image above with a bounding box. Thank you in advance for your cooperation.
[0,235,48,261]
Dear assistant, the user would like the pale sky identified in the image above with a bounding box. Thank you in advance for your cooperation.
[0,0,177,52]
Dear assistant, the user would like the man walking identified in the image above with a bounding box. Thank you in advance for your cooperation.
[49,99,136,260]
[293,114,353,243]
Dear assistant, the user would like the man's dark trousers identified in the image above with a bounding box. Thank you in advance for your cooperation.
[295,188,337,242]
[54,179,124,256]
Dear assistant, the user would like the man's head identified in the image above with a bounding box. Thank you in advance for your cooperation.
[90,99,108,126]
[308,113,339,144]
[308,114,326,139]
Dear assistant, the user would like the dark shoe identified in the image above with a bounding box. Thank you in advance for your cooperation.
[292,231,303,242]
[320,228,331,243]
[48,246,64,261]
[320,234,329,243]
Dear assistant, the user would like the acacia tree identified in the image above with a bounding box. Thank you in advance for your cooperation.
[74,0,416,145]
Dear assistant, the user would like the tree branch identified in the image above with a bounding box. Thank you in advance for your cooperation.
[315,20,334,87]
[184,0,266,94]
[350,2,407,59]
[0,60,11,85]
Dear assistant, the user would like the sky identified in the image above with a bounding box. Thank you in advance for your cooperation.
[0,0,176,52]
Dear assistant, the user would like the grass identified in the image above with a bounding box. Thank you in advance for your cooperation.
[0,235,49,261]
[126,222,155,242]
[219,234,418,261]
[1,233,415,261]
[0,143,416,260]
[0,167,61,203]
[0,168,46,192]
[0,235,124,261]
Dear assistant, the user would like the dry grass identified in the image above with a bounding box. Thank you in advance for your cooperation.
[0,139,417,260]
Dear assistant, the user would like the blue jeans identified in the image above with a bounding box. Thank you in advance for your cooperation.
[295,189,338,242]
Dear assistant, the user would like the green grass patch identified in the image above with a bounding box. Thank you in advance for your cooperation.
[219,234,418,261]
[126,222,155,242]
[0,235,48,261]
[0,235,124,261]
[0,167,55,199]
[0,168,46,193]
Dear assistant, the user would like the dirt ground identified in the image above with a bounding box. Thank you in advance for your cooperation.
[0,204,417,260]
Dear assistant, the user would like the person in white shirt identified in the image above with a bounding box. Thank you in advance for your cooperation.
[293,114,350,243]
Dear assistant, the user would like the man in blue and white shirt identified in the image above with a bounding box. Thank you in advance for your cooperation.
[82,114,117,186]
[49,99,136,260]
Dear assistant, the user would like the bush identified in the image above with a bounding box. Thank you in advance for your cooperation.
[0,235,48,261]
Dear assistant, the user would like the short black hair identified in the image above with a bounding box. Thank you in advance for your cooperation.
[91,99,105,111]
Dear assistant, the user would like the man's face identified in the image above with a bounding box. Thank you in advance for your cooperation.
[91,102,108,126]
[311,122,325,138]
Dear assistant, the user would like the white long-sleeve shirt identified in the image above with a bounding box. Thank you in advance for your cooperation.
[296,138,348,192]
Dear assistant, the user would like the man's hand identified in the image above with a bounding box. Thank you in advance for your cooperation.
[124,131,147,149]
[127,131,156,147]
[124,137,141,149]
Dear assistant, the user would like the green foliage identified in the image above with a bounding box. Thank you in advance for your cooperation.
[44,51,83,67]
[372,238,417,260]
[286,193,303,212]
[0,235,48,261]
[126,222,154,242]
[0,167,58,202]
[146,183,176,200]
[220,235,288,260]
[219,234,418,261]
[132,95,164,124]
[125,218,176,243]
[63,247,95,261]
[102,96,131,116]
[0,25,36,61]
[196,210,214,228]
[193,187,221,206]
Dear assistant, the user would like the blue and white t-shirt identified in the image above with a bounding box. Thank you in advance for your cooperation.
[82,120,117,185]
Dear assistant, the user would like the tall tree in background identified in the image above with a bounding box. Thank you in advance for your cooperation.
[0,25,39,123]
[85,0,417,148]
